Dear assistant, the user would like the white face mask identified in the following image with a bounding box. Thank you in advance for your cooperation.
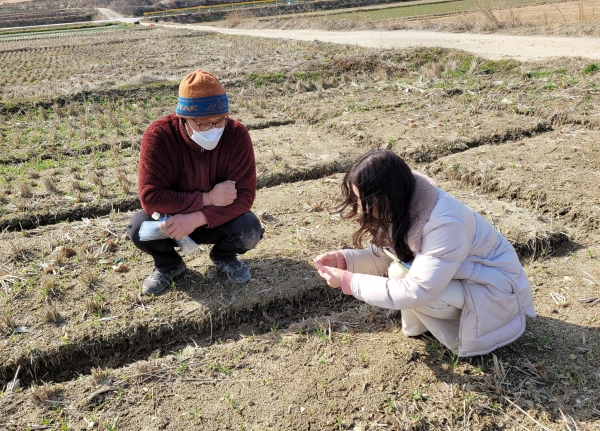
[189,126,225,151]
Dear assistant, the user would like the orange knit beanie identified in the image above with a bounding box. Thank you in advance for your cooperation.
[176,70,229,119]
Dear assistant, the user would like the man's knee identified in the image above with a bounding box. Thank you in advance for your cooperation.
[126,210,152,244]
[231,212,264,251]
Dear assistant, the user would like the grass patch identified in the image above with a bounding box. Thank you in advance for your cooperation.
[294,70,326,81]
[0,22,120,36]
[249,72,286,87]
[325,0,545,21]
[479,59,519,74]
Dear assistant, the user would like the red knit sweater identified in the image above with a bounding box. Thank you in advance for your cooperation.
[138,113,256,228]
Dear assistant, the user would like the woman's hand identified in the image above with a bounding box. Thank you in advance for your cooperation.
[314,251,346,288]
[316,266,344,288]
[160,213,201,240]
[314,251,339,268]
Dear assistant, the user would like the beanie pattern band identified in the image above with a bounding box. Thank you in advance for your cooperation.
[176,94,229,117]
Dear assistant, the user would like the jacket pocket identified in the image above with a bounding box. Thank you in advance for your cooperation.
[469,283,520,339]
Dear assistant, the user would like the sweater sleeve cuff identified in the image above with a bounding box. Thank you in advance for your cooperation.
[341,271,354,295]
[336,251,347,270]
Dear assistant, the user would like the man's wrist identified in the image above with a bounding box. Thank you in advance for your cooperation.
[203,192,212,207]
[193,211,208,228]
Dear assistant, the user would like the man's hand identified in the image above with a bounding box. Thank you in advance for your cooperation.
[204,180,237,207]
[160,212,206,240]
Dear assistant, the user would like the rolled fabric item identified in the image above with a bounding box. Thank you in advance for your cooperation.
[382,248,410,280]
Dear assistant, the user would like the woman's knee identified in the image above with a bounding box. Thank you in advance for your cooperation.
[437,280,465,310]
[414,280,465,320]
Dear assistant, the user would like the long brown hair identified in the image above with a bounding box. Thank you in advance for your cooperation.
[334,149,416,262]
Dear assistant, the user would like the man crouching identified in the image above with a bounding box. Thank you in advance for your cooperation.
[127,69,264,295]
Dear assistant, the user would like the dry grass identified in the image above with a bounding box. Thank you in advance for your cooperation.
[420,61,443,79]
[7,240,30,263]
[50,252,63,266]
[127,361,161,383]
[84,298,102,315]
[119,178,131,194]
[42,177,56,194]
[53,103,63,118]
[60,246,77,259]
[29,383,63,406]
[12,129,23,148]
[123,111,137,126]
[0,313,16,335]
[125,291,143,306]
[81,270,97,287]
[91,367,113,386]
[71,179,83,192]
[95,115,106,128]
[41,276,61,298]
[18,182,32,198]
[111,142,122,155]
[225,9,257,28]
[97,185,109,199]
[66,102,77,116]
[91,173,103,187]
[41,306,61,324]
[38,106,47,120]
[104,238,118,253]
[107,113,119,128]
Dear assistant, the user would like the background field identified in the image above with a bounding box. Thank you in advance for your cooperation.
[0,23,599,430]
[215,0,600,36]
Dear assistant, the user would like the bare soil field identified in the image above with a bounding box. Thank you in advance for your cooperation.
[0,24,599,430]
[0,9,96,29]
[0,1,165,25]
[430,128,600,231]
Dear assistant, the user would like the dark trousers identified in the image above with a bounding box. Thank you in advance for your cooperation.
[126,210,264,270]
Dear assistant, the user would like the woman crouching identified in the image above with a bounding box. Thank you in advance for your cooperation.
[315,149,536,356]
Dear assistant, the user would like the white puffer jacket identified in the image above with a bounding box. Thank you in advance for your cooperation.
[340,173,536,357]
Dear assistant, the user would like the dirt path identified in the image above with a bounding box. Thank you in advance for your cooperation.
[157,22,600,61]
[95,8,125,20]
